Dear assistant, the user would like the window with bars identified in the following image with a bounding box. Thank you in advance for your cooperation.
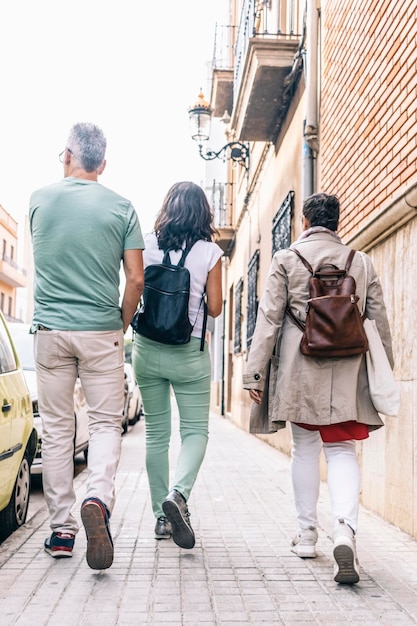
[233,278,244,354]
[272,191,294,256]
[246,250,260,348]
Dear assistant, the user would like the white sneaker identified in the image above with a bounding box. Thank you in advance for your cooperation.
[333,519,360,584]
[291,526,318,558]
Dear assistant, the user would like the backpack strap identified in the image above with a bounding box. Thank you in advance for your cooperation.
[344,248,356,273]
[286,306,305,332]
[290,247,314,274]
[162,245,192,267]
[200,295,208,351]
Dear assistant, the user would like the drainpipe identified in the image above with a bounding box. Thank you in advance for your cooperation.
[220,297,226,416]
[303,0,320,199]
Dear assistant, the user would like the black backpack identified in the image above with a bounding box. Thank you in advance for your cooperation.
[131,246,207,351]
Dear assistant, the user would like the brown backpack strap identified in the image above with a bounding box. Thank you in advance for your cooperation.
[286,306,305,331]
[344,248,356,273]
[290,247,314,274]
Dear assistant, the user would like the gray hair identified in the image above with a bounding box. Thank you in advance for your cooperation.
[66,122,106,172]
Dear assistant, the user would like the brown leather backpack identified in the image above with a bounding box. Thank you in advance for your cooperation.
[286,247,369,358]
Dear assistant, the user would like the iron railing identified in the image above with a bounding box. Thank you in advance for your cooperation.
[209,180,234,228]
[272,190,294,255]
[1,253,27,276]
[212,24,237,71]
[234,278,244,354]
[246,249,260,348]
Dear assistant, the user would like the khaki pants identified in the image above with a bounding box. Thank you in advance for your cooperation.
[34,329,125,535]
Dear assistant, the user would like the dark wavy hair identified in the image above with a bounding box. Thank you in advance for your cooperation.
[154,181,218,250]
[302,193,340,231]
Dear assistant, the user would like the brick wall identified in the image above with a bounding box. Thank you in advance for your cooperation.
[320,0,417,238]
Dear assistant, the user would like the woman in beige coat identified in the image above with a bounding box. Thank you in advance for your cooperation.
[243,193,394,585]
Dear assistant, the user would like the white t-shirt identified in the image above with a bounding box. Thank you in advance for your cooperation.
[143,233,223,339]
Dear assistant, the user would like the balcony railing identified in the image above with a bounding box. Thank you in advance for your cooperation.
[2,254,27,276]
[0,253,27,288]
[210,180,234,228]
[208,180,236,256]
[212,24,237,71]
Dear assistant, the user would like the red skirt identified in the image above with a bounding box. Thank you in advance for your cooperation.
[297,421,369,442]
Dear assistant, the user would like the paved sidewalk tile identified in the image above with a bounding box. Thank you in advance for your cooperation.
[1,407,417,625]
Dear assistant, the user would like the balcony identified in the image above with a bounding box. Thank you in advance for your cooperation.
[211,25,236,118]
[232,0,302,142]
[209,180,235,256]
[0,255,27,288]
[211,1,303,141]
[233,36,301,142]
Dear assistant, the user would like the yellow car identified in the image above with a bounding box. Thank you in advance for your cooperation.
[7,323,90,474]
[0,313,37,543]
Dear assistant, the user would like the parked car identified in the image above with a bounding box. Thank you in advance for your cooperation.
[7,323,89,475]
[124,362,143,426]
[0,314,37,542]
[122,371,130,434]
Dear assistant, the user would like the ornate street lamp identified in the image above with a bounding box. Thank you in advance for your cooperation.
[188,92,250,174]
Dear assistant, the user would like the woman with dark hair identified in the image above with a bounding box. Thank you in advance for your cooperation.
[132,181,223,549]
[243,192,394,584]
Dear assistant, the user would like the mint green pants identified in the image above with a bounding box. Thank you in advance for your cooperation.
[132,335,211,519]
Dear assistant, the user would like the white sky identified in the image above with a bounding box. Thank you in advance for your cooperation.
[0,0,226,247]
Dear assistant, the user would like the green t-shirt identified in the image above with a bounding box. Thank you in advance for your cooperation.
[30,177,144,331]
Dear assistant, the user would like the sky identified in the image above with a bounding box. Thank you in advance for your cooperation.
[0,0,227,250]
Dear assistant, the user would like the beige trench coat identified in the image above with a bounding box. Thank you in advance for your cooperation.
[243,232,394,434]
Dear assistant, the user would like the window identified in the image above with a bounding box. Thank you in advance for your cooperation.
[272,191,294,256]
[233,278,244,354]
[8,297,12,317]
[246,250,260,348]
[0,293,4,312]
[0,318,17,373]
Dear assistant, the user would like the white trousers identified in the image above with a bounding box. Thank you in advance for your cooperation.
[34,329,125,535]
[290,423,361,533]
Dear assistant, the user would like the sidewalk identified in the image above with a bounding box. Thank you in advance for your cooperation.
[1,407,417,625]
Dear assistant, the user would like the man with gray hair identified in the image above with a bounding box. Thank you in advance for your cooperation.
[30,122,144,570]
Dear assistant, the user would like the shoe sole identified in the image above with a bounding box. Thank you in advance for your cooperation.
[44,547,73,559]
[81,502,114,570]
[162,500,195,549]
[333,544,360,584]
[155,533,172,540]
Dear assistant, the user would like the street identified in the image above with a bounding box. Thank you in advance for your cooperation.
[1,412,417,625]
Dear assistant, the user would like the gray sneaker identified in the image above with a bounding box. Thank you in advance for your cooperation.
[154,516,172,540]
[290,526,318,558]
[333,519,360,584]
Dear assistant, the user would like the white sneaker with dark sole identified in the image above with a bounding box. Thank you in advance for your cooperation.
[333,519,360,584]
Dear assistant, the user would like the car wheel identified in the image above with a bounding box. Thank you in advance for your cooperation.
[137,402,144,420]
[128,399,139,426]
[0,452,31,542]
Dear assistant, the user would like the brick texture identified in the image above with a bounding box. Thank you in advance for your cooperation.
[320,0,417,237]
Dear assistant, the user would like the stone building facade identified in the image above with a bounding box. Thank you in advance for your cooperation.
[206,0,417,536]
